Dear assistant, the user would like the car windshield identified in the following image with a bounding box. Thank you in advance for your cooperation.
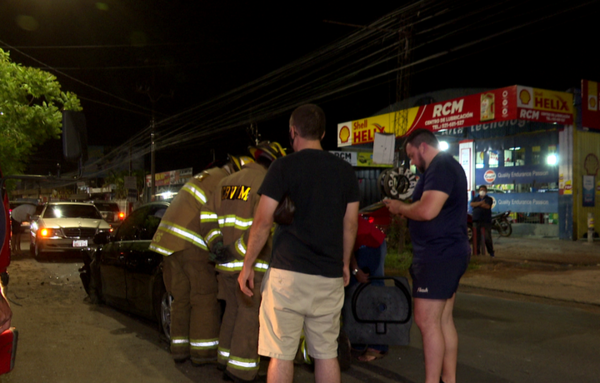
[93,202,120,212]
[43,205,103,219]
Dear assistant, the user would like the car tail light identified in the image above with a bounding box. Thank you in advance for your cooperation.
[119,212,125,220]
[368,216,375,224]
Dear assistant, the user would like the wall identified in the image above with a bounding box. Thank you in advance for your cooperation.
[574,129,600,239]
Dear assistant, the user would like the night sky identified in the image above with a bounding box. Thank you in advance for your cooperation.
[1,1,598,175]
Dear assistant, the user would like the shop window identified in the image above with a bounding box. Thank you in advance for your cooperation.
[504,147,525,167]
[494,184,514,192]
[532,146,541,165]
[504,149,514,167]
[512,147,525,166]
[488,150,499,168]
[476,151,485,169]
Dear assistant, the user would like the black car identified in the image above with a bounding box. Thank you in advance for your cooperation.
[80,202,172,339]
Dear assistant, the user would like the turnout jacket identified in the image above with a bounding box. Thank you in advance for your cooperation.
[200,162,271,274]
[150,167,229,256]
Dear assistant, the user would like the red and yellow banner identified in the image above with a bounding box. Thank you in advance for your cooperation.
[582,79,600,130]
[337,85,574,147]
[145,167,193,187]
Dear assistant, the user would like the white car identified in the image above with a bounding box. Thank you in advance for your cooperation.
[30,202,112,259]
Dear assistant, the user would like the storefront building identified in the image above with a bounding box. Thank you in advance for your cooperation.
[337,82,600,240]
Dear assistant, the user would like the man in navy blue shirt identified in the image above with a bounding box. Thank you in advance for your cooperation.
[470,185,495,257]
[384,129,470,383]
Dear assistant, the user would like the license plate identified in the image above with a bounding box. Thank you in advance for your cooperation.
[73,240,88,247]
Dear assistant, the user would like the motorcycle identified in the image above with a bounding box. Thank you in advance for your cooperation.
[467,210,512,241]
[492,210,512,237]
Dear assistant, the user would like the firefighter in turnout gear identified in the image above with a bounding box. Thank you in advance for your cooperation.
[149,155,253,365]
[200,142,285,382]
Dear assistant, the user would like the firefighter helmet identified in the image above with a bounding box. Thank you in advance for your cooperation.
[248,141,286,163]
[228,154,254,172]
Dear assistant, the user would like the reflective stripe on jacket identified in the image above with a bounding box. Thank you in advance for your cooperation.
[150,167,228,255]
[200,163,272,273]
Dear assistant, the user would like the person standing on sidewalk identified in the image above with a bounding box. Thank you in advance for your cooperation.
[149,158,249,365]
[383,128,470,383]
[470,185,495,257]
[238,104,360,383]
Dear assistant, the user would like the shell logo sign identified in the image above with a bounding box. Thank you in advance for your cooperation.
[483,170,496,183]
[519,88,532,106]
[338,125,350,144]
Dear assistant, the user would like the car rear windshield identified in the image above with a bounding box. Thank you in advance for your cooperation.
[43,205,103,219]
[93,202,120,212]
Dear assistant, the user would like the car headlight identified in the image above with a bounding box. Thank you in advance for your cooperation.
[39,228,62,238]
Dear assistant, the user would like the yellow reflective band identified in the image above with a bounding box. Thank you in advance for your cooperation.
[205,228,222,245]
[235,236,247,256]
[200,211,218,223]
[228,356,260,371]
[190,338,219,350]
[182,183,207,205]
[302,338,312,364]
[218,215,253,230]
[171,338,189,345]
[219,348,230,358]
[253,261,269,272]
[158,220,207,250]
[149,244,173,256]
[216,261,244,272]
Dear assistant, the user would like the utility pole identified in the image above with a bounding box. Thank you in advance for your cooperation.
[247,123,261,145]
[394,11,413,141]
[137,80,173,202]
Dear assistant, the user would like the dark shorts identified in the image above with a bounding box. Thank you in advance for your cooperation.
[409,255,470,299]
[11,221,22,234]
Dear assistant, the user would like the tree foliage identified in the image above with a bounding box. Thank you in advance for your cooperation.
[0,48,82,176]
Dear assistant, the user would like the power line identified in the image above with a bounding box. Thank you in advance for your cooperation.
[0,42,203,49]
[54,0,597,178]
[0,39,154,115]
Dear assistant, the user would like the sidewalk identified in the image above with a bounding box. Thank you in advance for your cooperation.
[460,236,600,306]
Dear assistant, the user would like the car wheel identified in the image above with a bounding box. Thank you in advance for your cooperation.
[337,329,352,371]
[155,279,172,341]
[34,240,46,260]
[498,221,512,237]
[81,250,102,304]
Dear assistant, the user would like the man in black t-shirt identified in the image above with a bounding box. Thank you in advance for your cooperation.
[238,104,359,383]
[470,185,495,257]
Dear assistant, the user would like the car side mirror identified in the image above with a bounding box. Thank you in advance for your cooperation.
[93,231,111,245]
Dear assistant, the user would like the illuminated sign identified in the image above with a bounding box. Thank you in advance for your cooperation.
[338,85,574,147]
[483,170,496,183]
[329,151,393,168]
[582,79,600,130]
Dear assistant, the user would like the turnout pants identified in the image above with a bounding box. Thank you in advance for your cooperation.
[163,248,220,363]
[217,271,264,381]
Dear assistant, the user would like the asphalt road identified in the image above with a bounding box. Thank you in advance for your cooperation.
[3,239,600,382]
